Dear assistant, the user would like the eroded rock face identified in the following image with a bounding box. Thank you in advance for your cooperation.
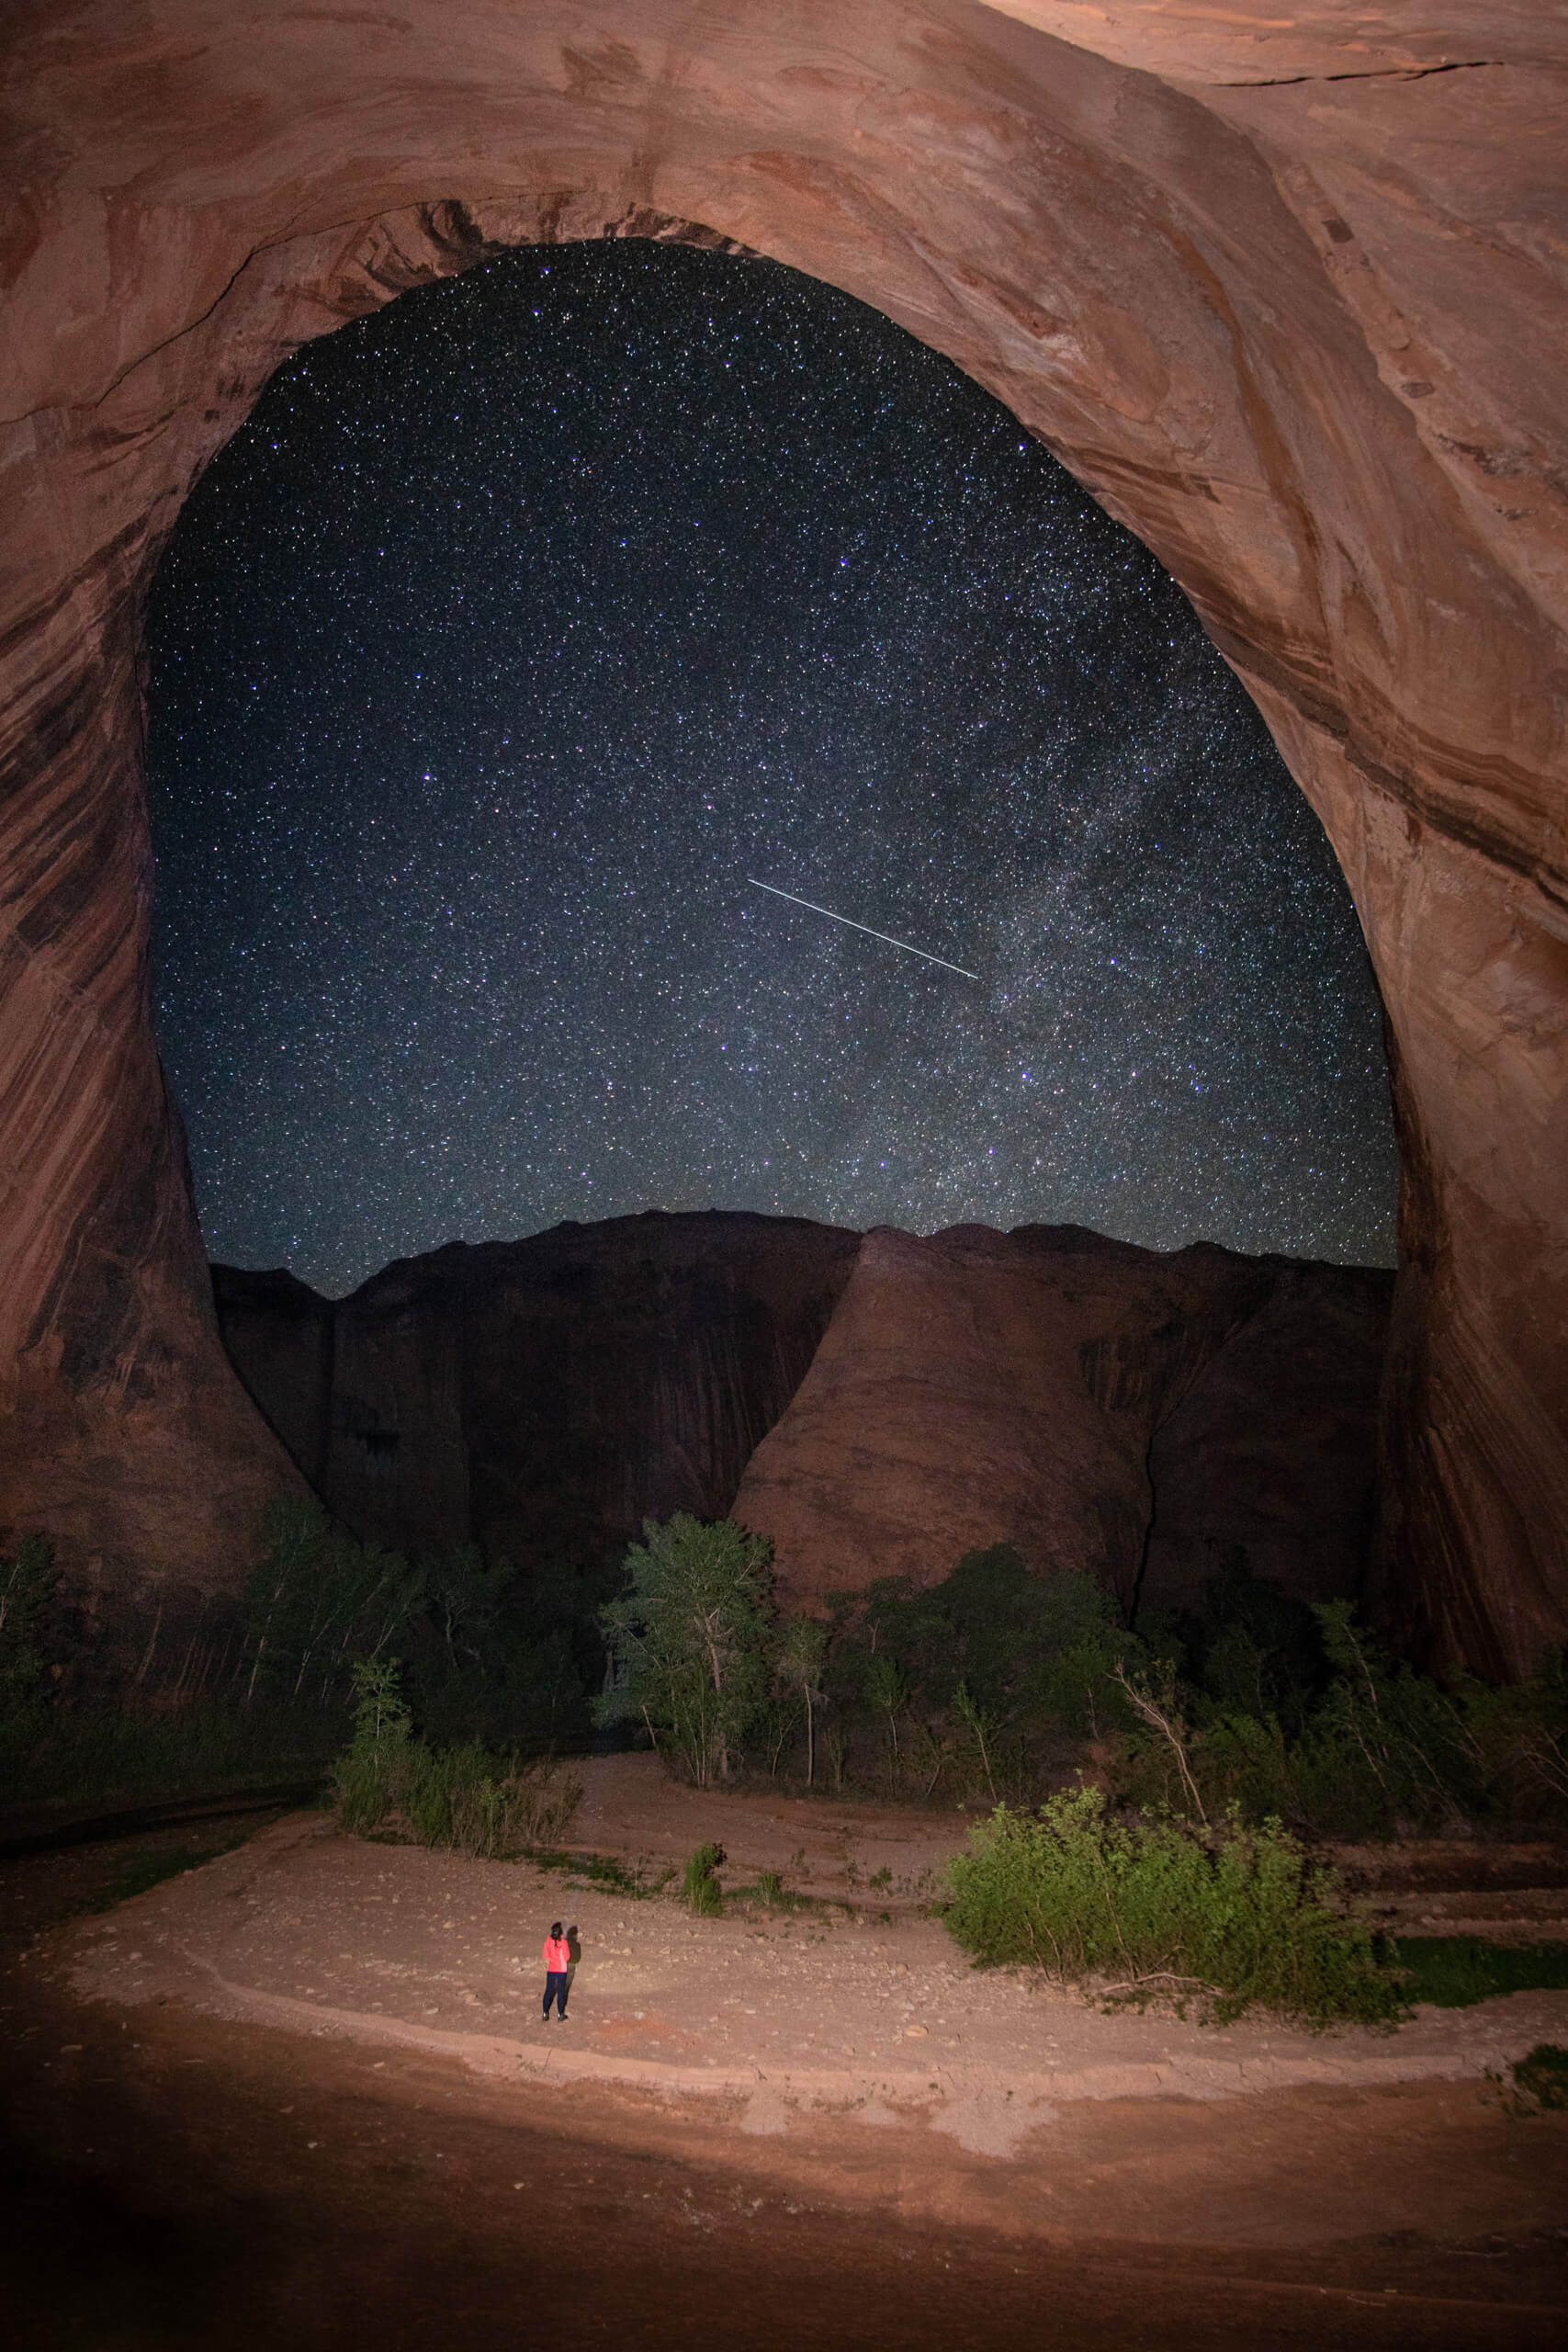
[1,4,1563,1663]
[217,1210,1387,1613]
[733,1225,1390,1616]
[1141,1260,1393,1617]
[215,1213,861,1574]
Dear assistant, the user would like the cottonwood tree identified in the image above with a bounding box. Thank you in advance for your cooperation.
[240,1498,422,1708]
[777,1614,829,1787]
[596,1514,774,1785]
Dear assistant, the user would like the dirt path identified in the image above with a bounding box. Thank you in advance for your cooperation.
[5,1764,1568,2346]
[63,1761,1568,2148]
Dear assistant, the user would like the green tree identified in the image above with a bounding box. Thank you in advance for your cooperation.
[596,1514,774,1785]
[778,1615,829,1786]
[333,1656,414,1835]
[241,1498,422,1708]
[863,1651,909,1788]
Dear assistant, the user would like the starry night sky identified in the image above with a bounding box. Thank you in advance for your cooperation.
[146,241,1398,1298]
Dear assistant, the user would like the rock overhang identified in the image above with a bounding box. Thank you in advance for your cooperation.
[0,0,1562,1670]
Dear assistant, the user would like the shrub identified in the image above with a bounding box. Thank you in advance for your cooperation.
[683,1840,726,1916]
[942,1787,1403,2029]
[404,1740,582,1859]
[333,1662,581,1856]
[6,1696,342,1809]
[1505,2044,1568,2114]
[333,1657,413,1835]
[1392,1938,1568,2010]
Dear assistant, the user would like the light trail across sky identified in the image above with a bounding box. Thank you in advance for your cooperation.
[747,877,980,980]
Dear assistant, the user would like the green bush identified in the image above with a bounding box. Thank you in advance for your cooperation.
[942,1788,1403,2028]
[1106,1597,1568,1842]
[1392,1938,1568,2009]
[7,1698,341,1810]
[682,1840,726,1916]
[333,1657,413,1834]
[333,1660,581,1856]
[1505,2044,1568,2114]
[404,1739,582,1859]
[823,1550,1147,1803]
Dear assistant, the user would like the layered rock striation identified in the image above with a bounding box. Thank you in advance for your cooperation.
[732,1224,1391,1616]
[217,1213,1390,1618]
[1,4,1563,1663]
[214,1212,861,1574]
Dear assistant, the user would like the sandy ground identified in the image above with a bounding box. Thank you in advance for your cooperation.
[6,1762,1568,2346]
[59,1758,1568,2159]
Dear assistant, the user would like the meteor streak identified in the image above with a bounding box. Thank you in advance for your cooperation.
[747,878,978,980]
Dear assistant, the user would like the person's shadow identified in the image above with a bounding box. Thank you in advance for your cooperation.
[565,1923,581,2010]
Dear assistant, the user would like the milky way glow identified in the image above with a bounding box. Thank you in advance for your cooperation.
[146,241,1398,1295]
[747,880,980,982]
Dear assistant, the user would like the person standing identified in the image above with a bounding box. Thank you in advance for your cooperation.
[542,1919,570,2022]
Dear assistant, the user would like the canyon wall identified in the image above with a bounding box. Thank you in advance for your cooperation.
[732,1224,1390,1617]
[1,3,1563,1665]
[215,1213,861,1576]
[216,1213,1389,1620]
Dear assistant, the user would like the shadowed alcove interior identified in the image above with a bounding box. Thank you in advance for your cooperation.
[1,1,1564,1676]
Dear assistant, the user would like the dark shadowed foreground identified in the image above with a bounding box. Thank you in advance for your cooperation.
[4,1817,1567,2349]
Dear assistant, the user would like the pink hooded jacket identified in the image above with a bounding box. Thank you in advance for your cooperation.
[542,1934,570,1972]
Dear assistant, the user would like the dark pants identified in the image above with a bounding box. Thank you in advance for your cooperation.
[543,1970,568,2018]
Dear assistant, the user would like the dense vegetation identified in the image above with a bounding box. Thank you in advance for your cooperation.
[0,1499,615,1807]
[595,1521,1568,1838]
[588,1516,1568,2024]
[10,1502,1568,2027]
[6,1502,1566,1849]
[332,1657,581,1858]
[942,1789,1401,2027]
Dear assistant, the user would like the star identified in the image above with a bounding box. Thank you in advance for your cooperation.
[146,240,1396,1295]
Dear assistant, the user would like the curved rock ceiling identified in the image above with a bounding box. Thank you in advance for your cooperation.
[0,1,1563,1671]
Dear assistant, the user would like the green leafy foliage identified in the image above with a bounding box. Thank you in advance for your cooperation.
[333,1657,413,1835]
[1392,1938,1568,2009]
[6,1701,339,1811]
[596,1514,775,1784]
[243,1500,422,1709]
[1121,1566,1568,1840]
[682,1840,726,1916]
[243,1498,613,1750]
[943,1788,1403,2028]
[1503,2043,1568,2114]
[822,1548,1140,1802]
[333,1658,581,1856]
[775,1614,829,1786]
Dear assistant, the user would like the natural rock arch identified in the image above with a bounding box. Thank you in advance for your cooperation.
[2,2,1564,1672]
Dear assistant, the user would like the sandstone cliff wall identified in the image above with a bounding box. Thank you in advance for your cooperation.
[732,1224,1391,1615]
[2,3,1562,1664]
[218,1214,1390,1619]
[215,1212,861,1574]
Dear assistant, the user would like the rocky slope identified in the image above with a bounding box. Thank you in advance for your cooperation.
[217,1214,1390,1613]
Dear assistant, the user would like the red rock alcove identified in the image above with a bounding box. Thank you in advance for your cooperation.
[2,3,1563,1673]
